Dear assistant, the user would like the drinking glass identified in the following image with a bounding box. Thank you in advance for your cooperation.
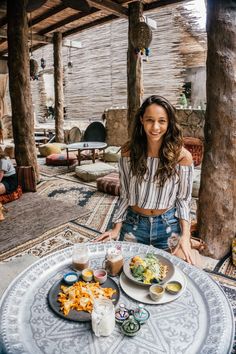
[72,244,89,271]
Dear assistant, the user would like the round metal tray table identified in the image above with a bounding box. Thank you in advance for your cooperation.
[0,242,234,354]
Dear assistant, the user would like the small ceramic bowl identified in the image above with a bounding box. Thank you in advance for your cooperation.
[81,268,93,282]
[63,272,79,285]
[149,284,165,301]
[93,269,107,284]
[165,281,182,295]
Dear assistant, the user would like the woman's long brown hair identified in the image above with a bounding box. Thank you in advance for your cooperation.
[123,95,183,185]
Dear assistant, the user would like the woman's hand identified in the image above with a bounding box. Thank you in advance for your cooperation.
[172,235,194,265]
[93,229,119,243]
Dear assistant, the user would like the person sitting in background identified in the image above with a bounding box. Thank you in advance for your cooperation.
[0,151,18,196]
[95,95,194,264]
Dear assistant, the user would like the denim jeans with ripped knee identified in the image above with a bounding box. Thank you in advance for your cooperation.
[119,207,181,250]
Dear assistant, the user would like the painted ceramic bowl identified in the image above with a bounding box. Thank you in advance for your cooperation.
[165,281,182,295]
[81,268,93,282]
[63,272,79,285]
[149,284,165,301]
[93,269,107,284]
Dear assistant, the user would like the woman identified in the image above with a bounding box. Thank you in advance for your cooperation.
[0,151,18,196]
[96,95,194,264]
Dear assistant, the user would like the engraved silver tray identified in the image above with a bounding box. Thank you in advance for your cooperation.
[0,242,234,354]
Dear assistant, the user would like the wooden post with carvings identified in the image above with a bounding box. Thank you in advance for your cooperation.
[53,32,64,143]
[198,0,236,259]
[7,0,39,180]
[127,1,143,136]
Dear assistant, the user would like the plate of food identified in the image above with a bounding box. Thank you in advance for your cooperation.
[48,276,120,322]
[123,253,175,287]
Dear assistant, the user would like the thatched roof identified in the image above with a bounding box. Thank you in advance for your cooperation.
[0,0,188,57]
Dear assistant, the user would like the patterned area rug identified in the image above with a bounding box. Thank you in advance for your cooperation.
[0,194,90,261]
[37,178,118,232]
[3,222,100,261]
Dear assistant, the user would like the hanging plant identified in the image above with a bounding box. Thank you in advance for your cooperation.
[130,19,152,50]
[30,58,39,80]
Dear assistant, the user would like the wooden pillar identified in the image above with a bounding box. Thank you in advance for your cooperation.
[7,0,39,180]
[198,0,236,259]
[127,1,143,135]
[53,32,64,143]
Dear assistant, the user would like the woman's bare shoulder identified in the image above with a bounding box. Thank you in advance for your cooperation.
[178,147,193,166]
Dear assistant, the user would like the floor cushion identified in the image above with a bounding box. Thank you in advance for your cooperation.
[38,143,62,157]
[183,137,204,167]
[96,172,120,196]
[103,146,121,162]
[75,162,117,182]
[46,153,77,166]
[0,185,23,204]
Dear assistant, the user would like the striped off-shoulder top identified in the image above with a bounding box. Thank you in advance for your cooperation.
[113,156,194,224]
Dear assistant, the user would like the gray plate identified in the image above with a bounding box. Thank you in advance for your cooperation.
[123,254,175,287]
[48,276,120,322]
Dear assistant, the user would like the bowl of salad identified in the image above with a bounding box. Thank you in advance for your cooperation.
[122,253,175,287]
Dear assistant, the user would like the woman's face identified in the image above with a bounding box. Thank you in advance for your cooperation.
[140,103,169,144]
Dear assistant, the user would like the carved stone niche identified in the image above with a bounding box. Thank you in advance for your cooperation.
[103,109,129,147]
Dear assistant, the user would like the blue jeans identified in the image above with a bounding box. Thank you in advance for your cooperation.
[119,207,181,250]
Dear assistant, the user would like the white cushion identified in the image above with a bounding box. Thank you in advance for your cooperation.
[103,146,121,162]
[75,162,117,182]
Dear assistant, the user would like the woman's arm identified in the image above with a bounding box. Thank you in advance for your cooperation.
[0,170,4,182]
[173,148,194,264]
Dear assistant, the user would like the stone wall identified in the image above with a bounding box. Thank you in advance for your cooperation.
[104,108,205,146]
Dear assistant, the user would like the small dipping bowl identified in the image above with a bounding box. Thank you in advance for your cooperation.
[93,269,107,284]
[81,268,93,282]
[63,272,79,285]
[165,281,182,295]
[149,284,165,301]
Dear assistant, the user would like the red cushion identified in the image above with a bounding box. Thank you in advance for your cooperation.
[0,185,23,204]
[183,137,204,167]
[96,172,120,196]
[46,153,77,166]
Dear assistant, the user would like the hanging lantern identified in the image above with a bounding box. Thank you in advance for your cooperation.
[41,57,46,69]
[130,19,152,51]
[30,58,39,80]
[68,61,73,69]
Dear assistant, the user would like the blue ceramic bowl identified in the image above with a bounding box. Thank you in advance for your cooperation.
[63,272,79,285]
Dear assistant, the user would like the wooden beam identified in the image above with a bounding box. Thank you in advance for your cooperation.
[53,32,64,143]
[127,1,143,135]
[144,0,185,11]
[7,0,39,180]
[0,28,52,43]
[62,14,117,37]
[87,0,128,18]
[198,0,236,259]
[38,7,99,35]
[30,3,68,27]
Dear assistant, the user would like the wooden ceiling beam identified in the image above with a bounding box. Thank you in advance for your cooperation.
[62,14,117,37]
[143,0,185,11]
[87,0,128,18]
[38,7,99,35]
[0,28,52,43]
[29,3,68,27]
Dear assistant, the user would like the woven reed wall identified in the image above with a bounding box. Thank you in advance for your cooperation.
[30,1,206,125]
